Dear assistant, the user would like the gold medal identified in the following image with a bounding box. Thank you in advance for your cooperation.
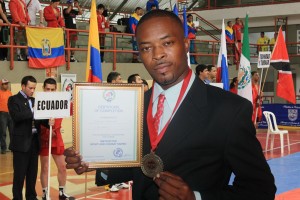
[141,152,164,178]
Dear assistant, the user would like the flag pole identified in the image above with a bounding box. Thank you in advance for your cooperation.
[47,124,53,200]
[254,68,264,126]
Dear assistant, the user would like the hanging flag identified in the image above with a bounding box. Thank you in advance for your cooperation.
[270,27,296,104]
[86,0,102,82]
[173,4,178,16]
[237,14,252,103]
[216,19,229,91]
[26,27,65,68]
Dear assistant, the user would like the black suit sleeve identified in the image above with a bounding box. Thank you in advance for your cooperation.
[8,96,33,123]
[201,100,276,200]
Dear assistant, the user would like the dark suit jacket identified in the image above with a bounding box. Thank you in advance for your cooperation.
[8,92,45,152]
[103,77,276,200]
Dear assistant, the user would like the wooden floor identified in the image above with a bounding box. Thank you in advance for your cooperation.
[1,129,300,199]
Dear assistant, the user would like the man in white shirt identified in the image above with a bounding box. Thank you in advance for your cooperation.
[26,0,44,26]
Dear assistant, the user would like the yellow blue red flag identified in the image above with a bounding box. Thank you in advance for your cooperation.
[26,27,65,68]
[86,0,102,82]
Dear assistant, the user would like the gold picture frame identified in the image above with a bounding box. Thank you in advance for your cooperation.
[73,83,144,168]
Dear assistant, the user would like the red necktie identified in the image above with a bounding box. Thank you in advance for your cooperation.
[154,94,165,135]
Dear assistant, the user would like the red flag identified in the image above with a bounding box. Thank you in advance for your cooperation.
[270,27,296,104]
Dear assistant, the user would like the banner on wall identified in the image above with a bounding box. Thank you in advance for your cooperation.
[61,74,76,100]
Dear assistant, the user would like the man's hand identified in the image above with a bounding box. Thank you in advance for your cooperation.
[64,147,90,174]
[154,172,196,200]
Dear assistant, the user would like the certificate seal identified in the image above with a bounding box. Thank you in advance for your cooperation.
[141,152,163,178]
[113,148,123,157]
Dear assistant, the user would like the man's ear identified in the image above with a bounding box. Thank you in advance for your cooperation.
[184,38,190,53]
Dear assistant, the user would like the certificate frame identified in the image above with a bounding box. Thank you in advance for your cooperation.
[73,83,144,168]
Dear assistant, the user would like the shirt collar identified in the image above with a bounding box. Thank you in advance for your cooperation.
[20,90,28,99]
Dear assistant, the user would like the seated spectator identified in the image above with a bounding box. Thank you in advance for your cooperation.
[44,0,65,28]
[127,74,143,84]
[96,4,109,62]
[63,0,83,62]
[207,65,217,83]
[107,72,123,83]
[9,0,30,61]
[146,0,159,12]
[230,77,238,94]
[257,32,270,52]
[0,0,10,61]
[142,79,149,92]
[195,64,209,84]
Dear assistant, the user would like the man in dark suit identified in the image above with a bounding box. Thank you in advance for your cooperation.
[64,10,276,200]
[8,76,49,200]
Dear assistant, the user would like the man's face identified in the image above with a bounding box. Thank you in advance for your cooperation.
[112,75,123,83]
[228,21,233,27]
[53,2,60,8]
[236,18,241,24]
[199,69,209,80]
[1,83,9,90]
[187,16,193,23]
[210,67,217,79]
[136,17,189,90]
[43,83,56,92]
[134,76,143,84]
[137,9,143,16]
[261,33,265,38]
[22,81,36,97]
[252,73,259,82]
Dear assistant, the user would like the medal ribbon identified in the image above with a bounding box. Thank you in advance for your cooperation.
[147,69,192,151]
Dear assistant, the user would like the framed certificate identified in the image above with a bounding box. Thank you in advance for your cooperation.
[73,83,144,168]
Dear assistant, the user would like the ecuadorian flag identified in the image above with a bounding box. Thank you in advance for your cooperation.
[26,27,65,68]
[86,0,102,82]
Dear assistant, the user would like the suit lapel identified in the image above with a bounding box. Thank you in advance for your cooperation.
[154,78,209,157]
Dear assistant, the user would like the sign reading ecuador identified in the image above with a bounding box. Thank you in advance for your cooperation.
[34,92,71,119]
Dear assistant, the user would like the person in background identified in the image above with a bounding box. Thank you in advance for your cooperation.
[142,79,149,92]
[26,0,44,26]
[64,10,276,200]
[225,20,234,64]
[127,73,143,84]
[0,79,13,154]
[257,32,270,52]
[187,14,198,64]
[44,0,65,28]
[146,0,159,12]
[195,64,209,84]
[9,0,30,61]
[40,78,74,200]
[269,32,278,51]
[232,17,244,65]
[207,65,217,83]
[107,72,123,83]
[251,71,263,124]
[63,0,83,62]
[96,4,109,62]
[0,0,10,61]
[230,77,238,94]
[8,76,49,200]
[129,7,143,63]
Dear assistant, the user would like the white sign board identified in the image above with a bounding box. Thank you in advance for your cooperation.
[257,51,271,68]
[34,92,71,119]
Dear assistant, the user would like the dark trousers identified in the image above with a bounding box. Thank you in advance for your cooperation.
[12,136,39,200]
[0,112,13,151]
[0,26,9,60]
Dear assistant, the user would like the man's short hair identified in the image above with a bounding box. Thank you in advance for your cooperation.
[97,4,105,10]
[195,64,208,75]
[261,32,265,34]
[21,76,36,86]
[128,74,140,83]
[187,14,193,18]
[227,21,232,26]
[207,65,216,72]
[251,71,258,76]
[43,78,57,87]
[235,17,240,21]
[136,10,183,36]
[107,72,121,83]
[135,7,142,12]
